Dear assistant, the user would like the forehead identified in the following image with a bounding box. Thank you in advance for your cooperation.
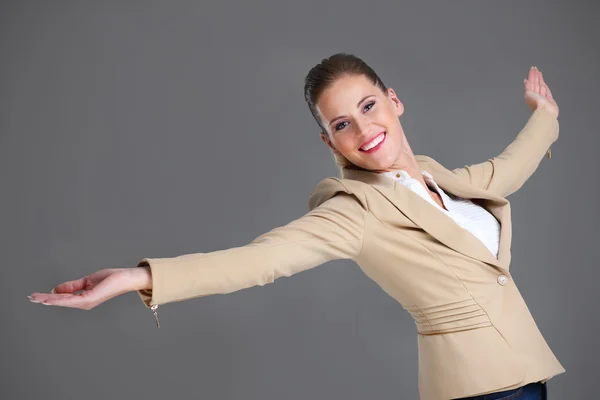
[316,74,380,119]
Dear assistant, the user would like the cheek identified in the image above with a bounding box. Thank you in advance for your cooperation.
[379,109,396,123]
[334,136,358,153]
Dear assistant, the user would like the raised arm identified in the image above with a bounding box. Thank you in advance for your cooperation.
[135,178,368,308]
[451,66,560,198]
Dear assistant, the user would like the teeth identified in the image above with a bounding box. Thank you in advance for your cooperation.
[361,133,385,151]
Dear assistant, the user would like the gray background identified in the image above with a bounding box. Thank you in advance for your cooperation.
[3,1,598,399]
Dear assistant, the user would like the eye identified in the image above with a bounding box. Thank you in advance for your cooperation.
[334,101,376,132]
[335,121,348,131]
[364,101,375,112]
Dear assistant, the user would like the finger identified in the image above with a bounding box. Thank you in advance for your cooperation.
[51,269,115,294]
[29,292,77,304]
[45,273,125,309]
[52,276,89,294]
[35,292,92,309]
[43,291,93,308]
[540,82,548,97]
[540,71,553,99]
[528,66,536,82]
[525,66,536,93]
[525,75,532,92]
[539,70,553,97]
[538,70,548,97]
[533,67,541,93]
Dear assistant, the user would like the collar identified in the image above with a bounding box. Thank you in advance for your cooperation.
[379,169,434,183]
[335,155,512,271]
[380,169,452,204]
[340,156,436,190]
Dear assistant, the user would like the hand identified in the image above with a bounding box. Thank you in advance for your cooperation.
[28,267,151,310]
[524,66,559,118]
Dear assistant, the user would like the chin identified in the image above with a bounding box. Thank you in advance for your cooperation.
[350,160,386,173]
[365,154,396,171]
[345,147,396,171]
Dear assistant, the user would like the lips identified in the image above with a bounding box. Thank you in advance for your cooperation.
[359,131,386,152]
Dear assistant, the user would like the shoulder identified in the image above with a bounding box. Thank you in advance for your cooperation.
[308,177,369,211]
[416,154,460,177]
[416,154,449,171]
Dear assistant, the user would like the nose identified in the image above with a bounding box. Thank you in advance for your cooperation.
[355,115,372,138]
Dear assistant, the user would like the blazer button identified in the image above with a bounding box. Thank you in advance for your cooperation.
[497,274,509,286]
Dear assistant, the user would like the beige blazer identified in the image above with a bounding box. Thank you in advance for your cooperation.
[136,107,565,400]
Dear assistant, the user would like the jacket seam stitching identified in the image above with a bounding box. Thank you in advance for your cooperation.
[410,234,500,336]
[368,213,494,332]
[333,179,369,260]
[408,233,513,344]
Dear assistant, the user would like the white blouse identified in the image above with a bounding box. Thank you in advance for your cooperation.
[380,170,501,258]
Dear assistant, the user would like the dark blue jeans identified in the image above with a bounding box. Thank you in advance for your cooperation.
[453,381,547,400]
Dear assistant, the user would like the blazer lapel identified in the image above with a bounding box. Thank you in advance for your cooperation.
[341,159,512,273]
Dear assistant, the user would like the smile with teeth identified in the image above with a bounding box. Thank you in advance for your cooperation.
[360,132,386,151]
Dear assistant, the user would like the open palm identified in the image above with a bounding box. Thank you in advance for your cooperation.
[524,66,559,118]
[28,268,140,310]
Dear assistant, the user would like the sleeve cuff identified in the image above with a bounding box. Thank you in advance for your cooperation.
[135,259,155,308]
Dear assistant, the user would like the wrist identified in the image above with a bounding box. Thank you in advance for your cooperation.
[127,266,153,291]
[534,103,559,119]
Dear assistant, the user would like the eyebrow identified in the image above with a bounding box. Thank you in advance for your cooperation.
[328,94,374,127]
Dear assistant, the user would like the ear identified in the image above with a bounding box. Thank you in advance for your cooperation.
[386,88,405,117]
[320,132,340,153]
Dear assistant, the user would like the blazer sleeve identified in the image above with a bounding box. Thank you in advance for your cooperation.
[135,178,368,308]
[450,107,559,198]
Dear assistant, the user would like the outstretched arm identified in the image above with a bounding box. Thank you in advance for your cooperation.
[451,66,560,198]
[135,178,368,308]
[29,179,367,314]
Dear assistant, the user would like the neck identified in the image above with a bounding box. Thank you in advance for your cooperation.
[376,137,436,196]
[373,134,421,176]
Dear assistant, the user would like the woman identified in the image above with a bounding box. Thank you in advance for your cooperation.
[29,53,564,400]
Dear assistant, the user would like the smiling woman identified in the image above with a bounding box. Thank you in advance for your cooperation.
[313,73,408,172]
[30,53,562,400]
[306,62,468,212]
